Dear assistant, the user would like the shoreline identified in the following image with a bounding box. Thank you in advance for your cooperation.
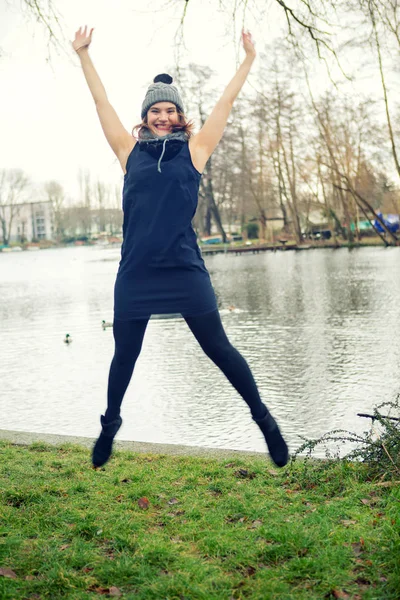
[1,238,399,254]
[0,428,265,459]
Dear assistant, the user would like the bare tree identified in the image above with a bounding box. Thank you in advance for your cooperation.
[175,63,228,240]
[44,180,65,241]
[0,169,30,245]
[366,1,400,181]
[246,97,273,241]
[93,181,110,233]
[77,168,92,236]
[4,0,66,56]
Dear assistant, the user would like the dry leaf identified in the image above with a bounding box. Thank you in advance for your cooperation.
[360,498,370,505]
[88,585,121,595]
[0,568,17,579]
[268,469,278,476]
[25,575,36,580]
[351,543,364,557]
[82,567,94,573]
[60,544,70,551]
[340,519,357,526]
[168,497,179,505]
[331,589,350,599]
[224,462,235,468]
[251,520,263,528]
[138,497,149,509]
[121,478,131,484]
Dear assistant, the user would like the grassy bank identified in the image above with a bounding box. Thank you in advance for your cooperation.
[0,441,399,599]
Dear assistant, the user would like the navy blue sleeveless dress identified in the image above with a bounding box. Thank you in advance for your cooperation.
[114,141,218,320]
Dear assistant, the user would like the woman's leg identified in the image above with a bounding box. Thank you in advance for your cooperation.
[185,310,266,419]
[184,310,288,466]
[104,317,149,422]
[92,317,149,467]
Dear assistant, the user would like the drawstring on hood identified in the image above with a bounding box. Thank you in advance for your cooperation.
[158,138,168,173]
[138,129,188,172]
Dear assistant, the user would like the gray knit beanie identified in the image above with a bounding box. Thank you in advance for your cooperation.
[141,74,185,119]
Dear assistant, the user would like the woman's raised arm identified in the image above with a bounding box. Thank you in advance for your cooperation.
[189,30,256,173]
[73,27,135,172]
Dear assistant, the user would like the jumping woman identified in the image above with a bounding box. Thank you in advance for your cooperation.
[72,26,289,469]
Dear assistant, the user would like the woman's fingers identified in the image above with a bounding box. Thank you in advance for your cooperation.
[72,25,94,52]
[75,25,93,38]
[241,29,256,57]
[73,25,94,42]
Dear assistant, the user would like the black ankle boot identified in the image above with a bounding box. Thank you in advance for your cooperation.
[92,415,122,468]
[254,412,289,467]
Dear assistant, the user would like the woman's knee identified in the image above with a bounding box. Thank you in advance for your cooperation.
[201,336,235,363]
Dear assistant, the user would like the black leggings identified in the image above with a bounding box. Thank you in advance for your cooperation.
[104,310,267,423]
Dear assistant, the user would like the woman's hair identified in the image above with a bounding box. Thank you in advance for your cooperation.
[132,110,195,139]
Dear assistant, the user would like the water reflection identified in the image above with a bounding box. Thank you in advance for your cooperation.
[1,246,399,457]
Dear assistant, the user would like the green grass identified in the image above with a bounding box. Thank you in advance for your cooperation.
[0,441,398,599]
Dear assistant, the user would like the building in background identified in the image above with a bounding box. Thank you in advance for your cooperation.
[5,201,54,243]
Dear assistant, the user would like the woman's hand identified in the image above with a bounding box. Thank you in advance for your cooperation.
[72,26,94,54]
[242,29,256,58]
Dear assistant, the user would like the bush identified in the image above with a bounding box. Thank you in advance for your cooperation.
[62,235,89,244]
[292,395,400,481]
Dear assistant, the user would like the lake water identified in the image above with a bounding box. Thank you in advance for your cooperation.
[1,245,400,457]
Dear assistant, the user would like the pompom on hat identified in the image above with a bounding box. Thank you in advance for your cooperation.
[141,74,185,119]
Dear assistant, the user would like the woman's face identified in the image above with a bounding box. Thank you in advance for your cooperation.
[147,102,179,136]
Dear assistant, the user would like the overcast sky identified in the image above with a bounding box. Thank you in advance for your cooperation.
[0,0,396,201]
[0,0,273,200]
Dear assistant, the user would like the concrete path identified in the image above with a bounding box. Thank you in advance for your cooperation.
[0,429,265,460]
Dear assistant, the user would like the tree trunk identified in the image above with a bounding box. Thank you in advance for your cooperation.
[203,157,227,242]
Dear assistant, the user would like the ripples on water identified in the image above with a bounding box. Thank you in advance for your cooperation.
[1,246,400,457]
